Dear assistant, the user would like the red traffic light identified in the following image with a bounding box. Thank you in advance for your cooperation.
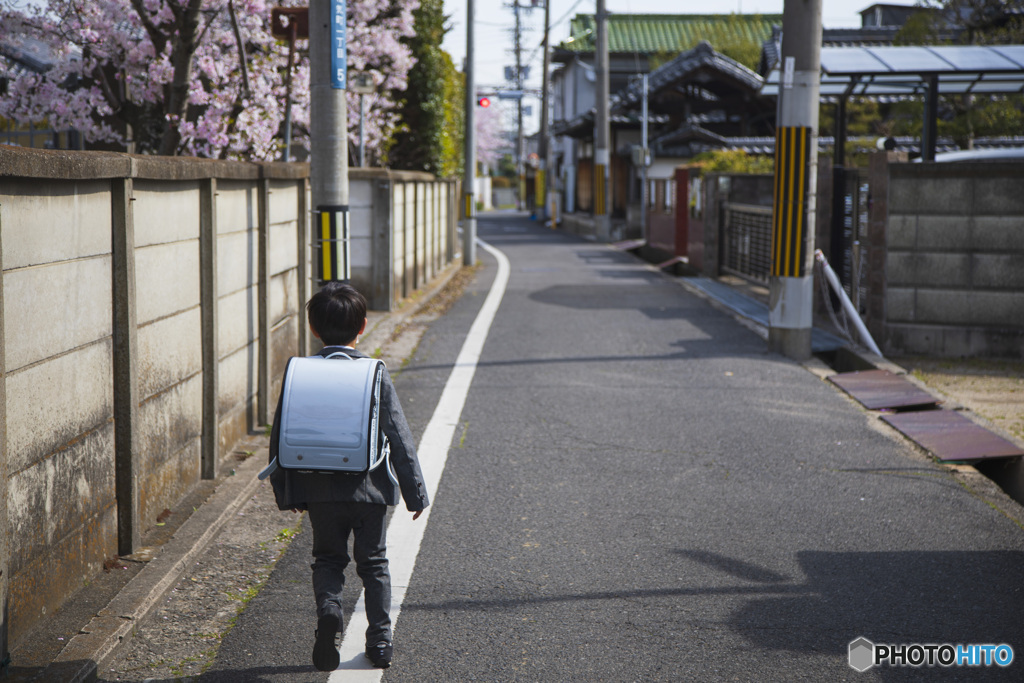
[477,97,491,108]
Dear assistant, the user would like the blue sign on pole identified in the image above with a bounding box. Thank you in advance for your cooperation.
[331,0,347,89]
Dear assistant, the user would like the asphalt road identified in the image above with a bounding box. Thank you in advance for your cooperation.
[201,212,1024,682]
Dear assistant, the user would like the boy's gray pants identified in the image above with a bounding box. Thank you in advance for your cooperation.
[307,501,391,647]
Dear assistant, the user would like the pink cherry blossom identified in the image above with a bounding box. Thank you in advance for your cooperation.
[0,0,420,161]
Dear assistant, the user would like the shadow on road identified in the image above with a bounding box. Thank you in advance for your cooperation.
[397,548,1024,678]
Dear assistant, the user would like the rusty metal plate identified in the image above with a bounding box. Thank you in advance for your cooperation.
[881,410,1024,462]
[828,369,939,410]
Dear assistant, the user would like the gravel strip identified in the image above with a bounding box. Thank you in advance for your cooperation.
[98,481,299,682]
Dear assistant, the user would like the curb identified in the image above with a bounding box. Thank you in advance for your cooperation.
[361,260,463,354]
[609,242,1024,488]
[41,262,465,682]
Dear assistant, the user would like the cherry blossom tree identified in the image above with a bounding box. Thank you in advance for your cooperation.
[0,0,419,160]
[475,97,505,170]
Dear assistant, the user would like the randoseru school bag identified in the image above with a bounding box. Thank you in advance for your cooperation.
[258,351,395,483]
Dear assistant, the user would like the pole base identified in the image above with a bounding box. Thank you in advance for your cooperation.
[768,326,812,361]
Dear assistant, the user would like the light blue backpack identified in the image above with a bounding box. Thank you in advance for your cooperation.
[258,352,394,482]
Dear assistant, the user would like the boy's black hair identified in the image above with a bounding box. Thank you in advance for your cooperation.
[306,282,367,346]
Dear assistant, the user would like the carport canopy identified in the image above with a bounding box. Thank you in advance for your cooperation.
[762,45,1024,160]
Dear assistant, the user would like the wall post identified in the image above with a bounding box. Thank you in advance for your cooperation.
[297,178,310,355]
[371,177,394,310]
[703,175,722,278]
[865,151,891,347]
[674,167,690,257]
[256,177,271,426]
[0,198,9,666]
[111,177,141,555]
[199,179,219,479]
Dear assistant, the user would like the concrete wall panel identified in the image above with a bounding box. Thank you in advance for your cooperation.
[349,177,373,211]
[974,176,1024,215]
[138,307,203,400]
[885,287,916,322]
[5,340,113,473]
[7,424,115,570]
[137,376,202,527]
[2,256,112,371]
[972,253,1024,289]
[270,317,298,392]
[216,183,256,236]
[217,229,258,296]
[913,215,973,251]
[217,342,258,453]
[133,180,201,247]
[269,181,298,225]
[269,220,298,277]
[915,289,1024,327]
[973,216,1024,251]
[218,286,259,359]
[886,252,971,288]
[889,176,972,215]
[0,179,111,269]
[7,495,116,644]
[269,270,297,329]
[350,204,374,241]
[218,404,253,461]
[886,322,1024,358]
[218,343,257,417]
[135,240,200,324]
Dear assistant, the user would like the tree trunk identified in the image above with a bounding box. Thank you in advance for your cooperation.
[159,0,204,156]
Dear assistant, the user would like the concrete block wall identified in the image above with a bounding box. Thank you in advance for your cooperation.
[0,175,118,645]
[348,169,458,312]
[883,163,1024,358]
[0,147,309,651]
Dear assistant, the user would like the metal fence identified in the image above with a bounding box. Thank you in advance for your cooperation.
[721,202,773,284]
[835,168,870,311]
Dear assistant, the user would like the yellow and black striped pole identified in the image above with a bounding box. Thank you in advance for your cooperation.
[316,205,350,283]
[771,126,811,279]
[768,0,822,361]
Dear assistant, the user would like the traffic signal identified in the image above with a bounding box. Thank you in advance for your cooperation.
[477,96,491,108]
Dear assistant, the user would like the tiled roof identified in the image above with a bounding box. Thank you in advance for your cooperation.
[557,13,782,56]
[613,41,763,113]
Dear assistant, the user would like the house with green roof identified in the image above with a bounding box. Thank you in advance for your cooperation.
[550,12,779,221]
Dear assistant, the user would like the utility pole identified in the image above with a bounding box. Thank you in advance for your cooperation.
[310,0,350,284]
[769,0,823,360]
[513,0,525,211]
[640,72,649,241]
[463,0,477,266]
[538,0,552,224]
[594,0,611,241]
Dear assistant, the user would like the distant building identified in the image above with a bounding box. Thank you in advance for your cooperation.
[550,12,780,217]
[0,35,84,149]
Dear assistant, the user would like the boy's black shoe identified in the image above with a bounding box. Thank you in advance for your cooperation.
[312,605,343,671]
[365,641,393,668]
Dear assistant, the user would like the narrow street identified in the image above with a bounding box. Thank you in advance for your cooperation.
[113,212,1024,681]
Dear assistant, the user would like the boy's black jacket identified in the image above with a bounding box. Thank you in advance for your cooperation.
[267,346,430,512]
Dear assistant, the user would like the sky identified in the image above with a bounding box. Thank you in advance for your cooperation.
[441,0,900,135]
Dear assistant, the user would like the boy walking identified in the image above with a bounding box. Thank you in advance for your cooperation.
[268,282,429,670]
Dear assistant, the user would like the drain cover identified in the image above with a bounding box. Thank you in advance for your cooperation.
[829,369,939,411]
[881,410,1024,462]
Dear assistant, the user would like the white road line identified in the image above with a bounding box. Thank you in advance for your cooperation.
[330,239,510,679]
